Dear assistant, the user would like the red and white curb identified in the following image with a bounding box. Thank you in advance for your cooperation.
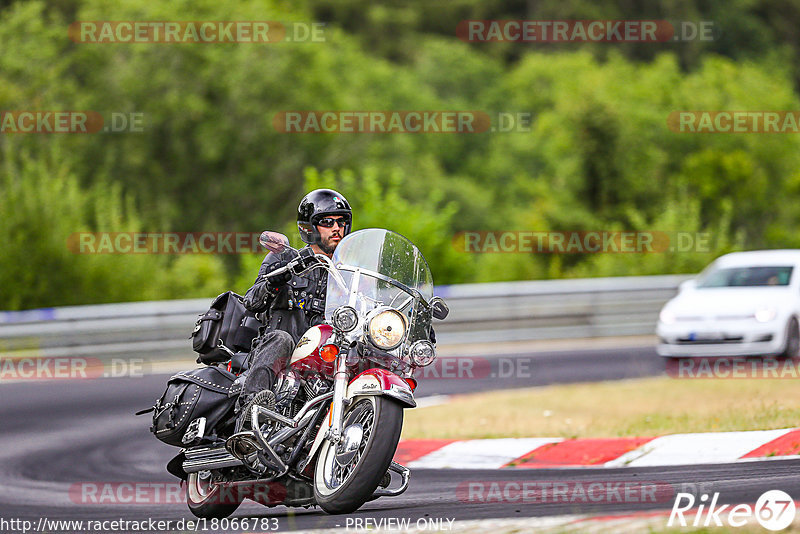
[395,428,800,469]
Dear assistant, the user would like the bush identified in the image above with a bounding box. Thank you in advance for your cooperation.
[0,143,228,309]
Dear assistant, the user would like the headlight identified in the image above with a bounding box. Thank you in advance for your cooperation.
[332,306,358,332]
[366,308,407,350]
[754,306,777,323]
[409,340,435,367]
[659,309,676,325]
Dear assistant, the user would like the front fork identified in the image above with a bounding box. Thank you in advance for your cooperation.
[325,351,350,444]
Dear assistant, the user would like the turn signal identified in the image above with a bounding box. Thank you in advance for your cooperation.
[320,344,339,362]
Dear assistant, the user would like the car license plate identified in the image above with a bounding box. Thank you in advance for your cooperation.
[688,332,723,341]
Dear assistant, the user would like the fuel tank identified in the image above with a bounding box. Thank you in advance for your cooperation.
[289,324,336,376]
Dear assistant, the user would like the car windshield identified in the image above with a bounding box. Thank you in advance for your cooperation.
[695,265,794,288]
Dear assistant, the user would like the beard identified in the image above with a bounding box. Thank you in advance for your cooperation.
[318,234,340,255]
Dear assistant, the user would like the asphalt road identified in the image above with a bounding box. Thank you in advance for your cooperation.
[413,344,664,397]
[2,344,796,532]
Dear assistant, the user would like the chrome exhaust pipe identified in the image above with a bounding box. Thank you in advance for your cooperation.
[183,446,243,473]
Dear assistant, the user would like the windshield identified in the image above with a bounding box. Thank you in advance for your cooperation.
[695,265,794,288]
[325,229,433,320]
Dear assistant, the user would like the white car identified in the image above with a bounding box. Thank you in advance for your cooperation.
[656,250,800,358]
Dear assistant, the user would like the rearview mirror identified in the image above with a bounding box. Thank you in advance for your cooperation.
[259,231,290,253]
[430,297,449,320]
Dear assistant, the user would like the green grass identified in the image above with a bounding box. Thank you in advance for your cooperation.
[401,376,800,440]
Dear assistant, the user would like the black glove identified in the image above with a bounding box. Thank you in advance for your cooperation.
[297,247,317,268]
[244,257,293,312]
[264,263,292,290]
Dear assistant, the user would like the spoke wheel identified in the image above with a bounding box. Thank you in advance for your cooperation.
[314,396,403,514]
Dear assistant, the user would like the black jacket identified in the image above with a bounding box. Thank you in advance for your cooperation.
[243,246,328,342]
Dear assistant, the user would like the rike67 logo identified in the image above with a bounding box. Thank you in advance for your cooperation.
[669,490,796,531]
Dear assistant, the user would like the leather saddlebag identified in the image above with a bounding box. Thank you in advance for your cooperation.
[191,291,260,364]
[146,366,237,447]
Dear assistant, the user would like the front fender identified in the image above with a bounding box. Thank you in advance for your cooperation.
[346,368,416,408]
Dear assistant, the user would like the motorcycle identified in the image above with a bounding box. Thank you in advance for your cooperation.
[155,228,448,517]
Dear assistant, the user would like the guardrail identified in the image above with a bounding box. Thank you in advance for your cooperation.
[0,275,690,361]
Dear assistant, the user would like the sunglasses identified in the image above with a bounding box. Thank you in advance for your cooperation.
[316,217,349,228]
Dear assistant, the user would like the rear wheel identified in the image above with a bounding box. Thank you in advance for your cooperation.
[778,317,799,360]
[313,396,403,514]
[186,471,241,519]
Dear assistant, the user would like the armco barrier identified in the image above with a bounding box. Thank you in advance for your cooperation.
[0,275,690,361]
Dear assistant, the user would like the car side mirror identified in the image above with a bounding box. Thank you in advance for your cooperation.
[430,297,449,320]
[679,279,696,292]
[259,231,290,254]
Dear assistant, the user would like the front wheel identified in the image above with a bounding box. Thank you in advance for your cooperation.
[314,396,403,514]
[186,471,241,519]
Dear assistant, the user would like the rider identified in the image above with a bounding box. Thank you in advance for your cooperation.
[240,189,352,402]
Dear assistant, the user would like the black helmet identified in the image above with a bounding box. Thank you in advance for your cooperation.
[297,189,352,245]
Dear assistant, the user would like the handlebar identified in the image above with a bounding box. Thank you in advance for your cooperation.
[263,248,324,281]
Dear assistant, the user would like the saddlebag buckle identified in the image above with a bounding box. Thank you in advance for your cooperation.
[181,417,207,444]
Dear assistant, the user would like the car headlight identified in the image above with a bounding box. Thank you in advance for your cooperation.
[332,306,358,332]
[366,308,407,350]
[659,309,676,325]
[754,306,777,323]
[409,340,435,367]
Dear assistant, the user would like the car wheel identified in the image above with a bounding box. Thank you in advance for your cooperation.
[778,317,799,360]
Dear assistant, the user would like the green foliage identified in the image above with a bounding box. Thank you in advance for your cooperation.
[302,166,468,284]
[2,0,800,309]
[0,143,228,309]
[304,0,800,84]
